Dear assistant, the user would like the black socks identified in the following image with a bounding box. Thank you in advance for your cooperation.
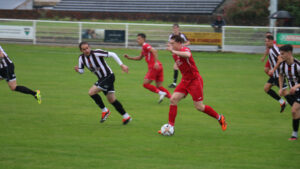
[15,86,36,96]
[112,100,126,115]
[90,94,105,109]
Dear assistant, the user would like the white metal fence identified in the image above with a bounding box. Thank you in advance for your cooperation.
[0,18,299,53]
[223,26,300,53]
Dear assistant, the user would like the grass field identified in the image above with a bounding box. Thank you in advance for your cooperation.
[0,43,299,169]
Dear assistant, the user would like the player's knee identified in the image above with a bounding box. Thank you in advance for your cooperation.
[264,86,270,93]
[9,84,17,91]
[88,90,95,96]
[195,104,205,112]
[108,97,115,104]
[170,97,179,105]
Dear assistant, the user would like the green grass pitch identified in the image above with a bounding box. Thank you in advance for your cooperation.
[0,43,299,169]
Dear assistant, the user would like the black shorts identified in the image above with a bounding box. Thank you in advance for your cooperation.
[289,91,300,104]
[0,63,16,82]
[95,74,115,95]
[267,76,288,89]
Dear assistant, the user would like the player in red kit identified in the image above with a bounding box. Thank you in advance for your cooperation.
[158,35,227,135]
[124,33,171,103]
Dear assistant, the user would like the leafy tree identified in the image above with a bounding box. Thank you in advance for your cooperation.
[223,0,300,26]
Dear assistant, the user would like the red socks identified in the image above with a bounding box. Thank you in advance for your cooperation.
[158,87,171,98]
[168,105,177,126]
[203,105,219,119]
[143,84,159,93]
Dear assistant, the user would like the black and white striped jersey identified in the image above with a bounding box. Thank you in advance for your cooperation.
[279,58,300,89]
[268,44,280,78]
[168,33,189,42]
[78,49,113,79]
[0,45,13,69]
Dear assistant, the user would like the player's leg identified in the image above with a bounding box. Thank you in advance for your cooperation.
[155,66,171,99]
[143,77,167,103]
[264,81,286,111]
[169,63,178,88]
[8,80,41,103]
[193,101,227,131]
[290,101,300,140]
[156,81,171,98]
[106,92,131,125]
[89,85,105,108]
[168,92,186,126]
[143,78,160,93]
[5,63,41,103]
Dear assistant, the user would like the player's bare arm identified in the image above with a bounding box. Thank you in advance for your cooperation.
[168,49,191,58]
[184,40,190,46]
[150,48,160,69]
[261,48,269,62]
[278,73,284,96]
[124,54,144,60]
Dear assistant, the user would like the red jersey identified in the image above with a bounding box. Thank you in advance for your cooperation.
[172,46,200,80]
[141,43,161,68]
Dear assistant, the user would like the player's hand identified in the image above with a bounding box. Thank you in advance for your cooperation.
[124,54,129,59]
[74,66,79,72]
[260,56,265,62]
[290,86,297,95]
[268,69,274,76]
[121,64,129,73]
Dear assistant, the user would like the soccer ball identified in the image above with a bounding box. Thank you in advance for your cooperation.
[160,124,174,136]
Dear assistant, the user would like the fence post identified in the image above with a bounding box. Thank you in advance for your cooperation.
[222,26,225,51]
[33,20,36,45]
[274,27,277,42]
[78,22,82,43]
[125,23,128,48]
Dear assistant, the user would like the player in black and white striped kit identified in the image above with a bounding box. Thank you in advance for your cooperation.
[74,42,132,124]
[264,35,293,112]
[278,44,300,141]
[0,45,41,104]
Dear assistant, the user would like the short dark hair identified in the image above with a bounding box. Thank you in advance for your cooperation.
[79,41,89,50]
[266,35,274,40]
[173,23,179,27]
[170,35,184,44]
[137,33,146,39]
[266,31,272,34]
[279,44,293,52]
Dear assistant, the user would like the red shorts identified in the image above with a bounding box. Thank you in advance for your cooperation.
[265,60,270,68]
[174,76,203,102]
[144,65,164,82]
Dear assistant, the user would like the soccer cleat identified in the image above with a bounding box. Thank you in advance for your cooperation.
[158,92,167,104]
[35,90,42,104]
[158,130,162,135]
[288,136,298,141]
[122,116,132,125]
[168,83,176,88]
[280,102,286,113]
[100,109,111,123]
[218,115,227,131]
